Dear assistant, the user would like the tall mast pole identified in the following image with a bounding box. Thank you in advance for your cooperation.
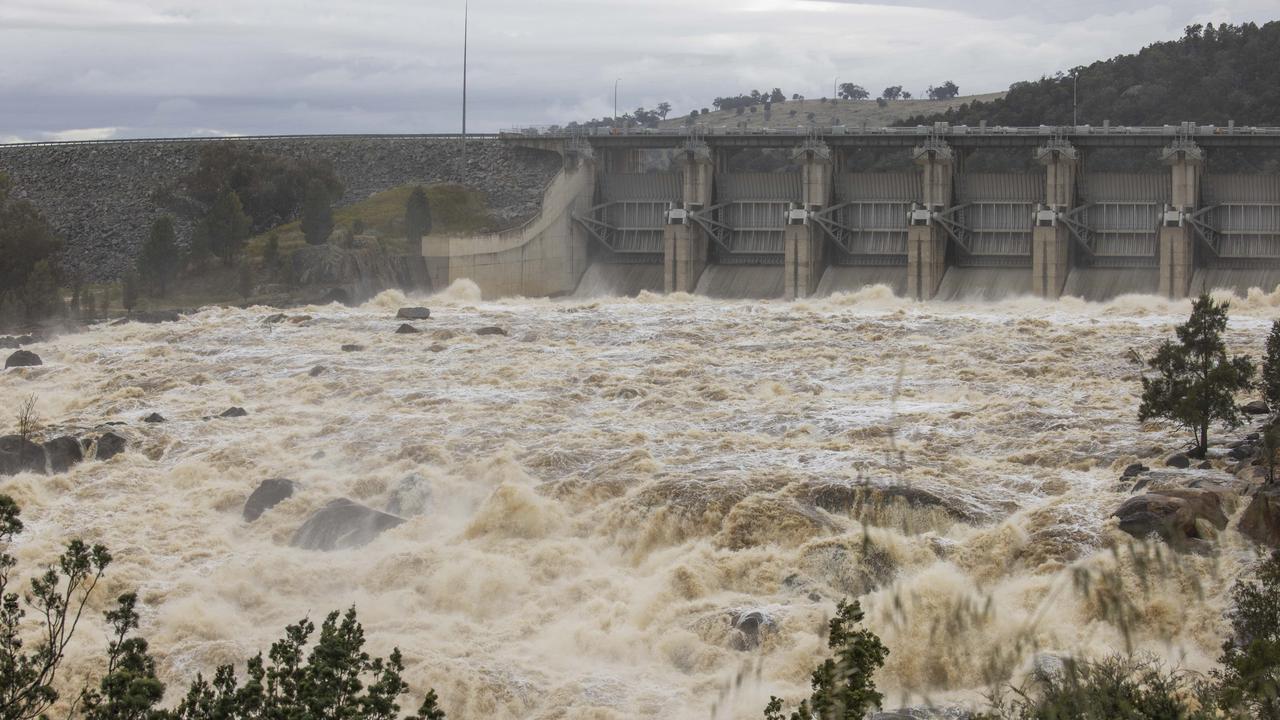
[461,1,468,178]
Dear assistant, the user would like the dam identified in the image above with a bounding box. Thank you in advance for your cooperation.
[427,123,1280,301]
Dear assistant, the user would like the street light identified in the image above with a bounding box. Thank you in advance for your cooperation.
[461,1,469,178]
[614,78,620,129]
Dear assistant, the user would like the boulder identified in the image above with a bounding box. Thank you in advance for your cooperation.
[5,350,42,368]
[0,435,47,475]
[394,323,421,334]
[143,412,166,423]
[1242,400,1271,415]
[15,335,36,345]
[396,307,431,320]
[1165,453,1191,469]
[1114,488,1228,550]
[220,407,248,418]
[95,432,127,461]
[133,310,181,324]
[263,313,287,324]
[290,498,405,551]
[309,365,327,377]
[475,326,508,337]
[0,336,18,349]
[1239,487,1280,548]
[243,478,296,522]
[1122,463,1149,478]
[341,344,364,352]
[1229,444,1256,461]
[42,436,83,473]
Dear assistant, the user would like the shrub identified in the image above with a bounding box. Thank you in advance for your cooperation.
[763,600,887,720]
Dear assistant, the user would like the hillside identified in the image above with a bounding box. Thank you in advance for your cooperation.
[900,21,1280,128]
[658,93,1005,131]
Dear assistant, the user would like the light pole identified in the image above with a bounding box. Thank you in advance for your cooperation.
[1072,70,1078,127]
[461,1,469,178]
[613,78,620,129]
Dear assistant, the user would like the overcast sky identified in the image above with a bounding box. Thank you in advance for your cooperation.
[1,0,1275,142]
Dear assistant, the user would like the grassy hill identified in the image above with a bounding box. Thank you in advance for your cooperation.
[657,93,1004,131]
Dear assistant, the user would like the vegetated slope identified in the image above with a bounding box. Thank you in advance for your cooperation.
[898,21,1280,128]
[657,93,1004,131]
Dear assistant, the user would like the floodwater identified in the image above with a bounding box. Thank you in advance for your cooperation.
[3,281,1278,718]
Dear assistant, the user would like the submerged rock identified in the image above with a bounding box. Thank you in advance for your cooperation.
[308,365,327,377]
[341,344,364,352]
[95,432,127,461]
[396,307,431,320]
[0,336,18,349]
[5,350,41,368]
[1239,487,1280,547]
[291,498,405,551]
[43,436,83,473]
[475,326,508,336]
[220,407,248,418]
[394,323,421,334]
[0,435,47,475]
[244,478,296,522]
[143,412,166,423]
[1165,453,1191,469]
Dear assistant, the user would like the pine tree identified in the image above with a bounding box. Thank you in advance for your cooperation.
[139,215,181,296]
[21,260,61,323]
[405,186,433,245]
[263,233,281,278]
[301,179,334,246]
[1262,320,1280,410]
[764,600,888,720]
[204,190,252,266]
[1136,294,1256,457]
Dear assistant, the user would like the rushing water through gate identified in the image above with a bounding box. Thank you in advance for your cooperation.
[4,281,1278,718]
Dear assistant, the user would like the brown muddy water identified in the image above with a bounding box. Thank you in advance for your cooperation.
[3,281,1278,718]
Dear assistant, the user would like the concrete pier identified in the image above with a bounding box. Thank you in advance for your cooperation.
[664,142,714,294]
[1158,139,1203,298]
[1031,141,1078,298]
[907,140,953,300]
[784,141,832,299]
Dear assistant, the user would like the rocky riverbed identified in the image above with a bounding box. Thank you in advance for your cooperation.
[2,285,1279,718]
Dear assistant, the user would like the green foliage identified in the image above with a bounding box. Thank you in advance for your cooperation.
[172,608,444,720]
[0,173,62,300]
[404,187,432,244]
[1214,550,1280,717]
[122,270,139,313]
[203,191,252,266]
[927,81,960,100]
[1263,321,1280,410]
[236,263,253,302]
[262,234,280,278]
[901,21,1280,130]
[1136,294,1255,457]
[1,495,112,720]
[21,260,62,324]
[301,180,334,246]
[175,144,343,234]
[185,225,213,274]
[838,83,869,101]
[139,217,180,297]
[764,600,888,720]
[80,593,166,720]
[989,655,1215,720]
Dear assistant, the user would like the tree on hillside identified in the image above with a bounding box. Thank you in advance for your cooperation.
[763,600,888,720]
[657,102,672,119]
[263,233,281,279]
[237,262,253,302]
[770,88,786,103]
[881,86,903,101]
[1135,294,1255,458]
[203,189,252,265]
[20,260,61,324]
[301,180,335,246]
[121,269,139,314]
[0,173,62,308]
[405,186,433,246]
[138,216,180,296]
[839,83,870,100]
[927,81,960,100]
[1262,320,1280,410]
[902,91,913,100]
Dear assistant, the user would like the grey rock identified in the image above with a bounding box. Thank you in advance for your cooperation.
[475,326,508,336]
[220,406,248,418]
[394,323,421,334]
[1239,487,1280,548]
[1242,400,1270,415]
[396,306,431,320]
[290,498,405,551]
[0,435,47,475]
[340,344,363,352]
[5,350,42,368]
[1114,488,1229,551]
[308,365,327,377]
[0,337,17,349]
[143,412,166,423]
[1165,453,1191,469]
[95,432,127,461]
[43,436,83,473]
[243,478,295,522]
[1229,444,1256,461]
[1122,463,1149,478]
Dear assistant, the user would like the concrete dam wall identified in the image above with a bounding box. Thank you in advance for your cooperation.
[0,137,561,281]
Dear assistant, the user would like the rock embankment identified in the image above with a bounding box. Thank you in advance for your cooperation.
[0,137,560,281]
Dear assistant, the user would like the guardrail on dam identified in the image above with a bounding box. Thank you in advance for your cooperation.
[488,122,1280,300]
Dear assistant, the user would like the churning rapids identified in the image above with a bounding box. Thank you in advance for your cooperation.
[4,282,1279,719]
